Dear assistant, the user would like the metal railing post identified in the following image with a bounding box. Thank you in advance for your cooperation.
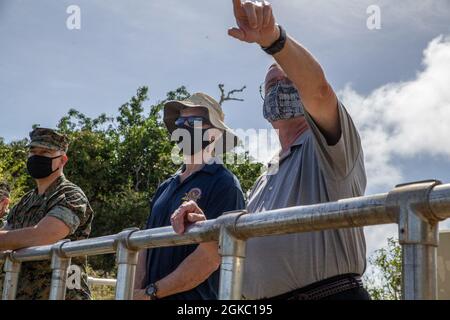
[2,252,21,300]
[114,228,139,300]
[2,182,450,301]
[49,240,71,300]
[387,180,443,300]
[218,211,247,300]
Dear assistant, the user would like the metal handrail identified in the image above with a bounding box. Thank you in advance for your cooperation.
[1,180,450,300]
[87,277,116,287]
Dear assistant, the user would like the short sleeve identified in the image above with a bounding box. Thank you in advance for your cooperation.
[47,191,89,235]
[204,176,246,220]
[304,100,362,179]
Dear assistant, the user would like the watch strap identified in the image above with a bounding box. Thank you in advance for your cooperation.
[261,25,287,55]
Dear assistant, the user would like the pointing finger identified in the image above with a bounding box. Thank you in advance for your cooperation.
[232,0,244,16]
[262,1,272,27]
[243,1,258,29]
[254,1,264,30]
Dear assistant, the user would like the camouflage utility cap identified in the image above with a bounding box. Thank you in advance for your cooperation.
[27,128,69,152]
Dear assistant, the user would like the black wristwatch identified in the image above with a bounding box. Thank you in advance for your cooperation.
[145,283,158,300]
[261,24,287,55]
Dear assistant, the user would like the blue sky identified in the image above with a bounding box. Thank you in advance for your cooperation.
[1,0,450,253]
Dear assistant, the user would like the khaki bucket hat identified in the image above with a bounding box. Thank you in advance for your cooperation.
[163,92,240,152]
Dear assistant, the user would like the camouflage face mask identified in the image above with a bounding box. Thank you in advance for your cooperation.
[263,80,305,122]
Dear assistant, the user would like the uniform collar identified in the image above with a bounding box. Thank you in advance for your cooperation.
[35,175,66,197]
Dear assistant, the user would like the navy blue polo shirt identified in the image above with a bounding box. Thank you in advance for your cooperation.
[145,163,245,300]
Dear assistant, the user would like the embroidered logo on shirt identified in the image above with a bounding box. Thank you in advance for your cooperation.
[182,188,202,203]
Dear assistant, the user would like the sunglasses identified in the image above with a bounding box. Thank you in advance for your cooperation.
[175,116,211,128]
[259,78,294,101]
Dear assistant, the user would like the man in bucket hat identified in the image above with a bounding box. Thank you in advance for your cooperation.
[133,93,245,300]
[0,128,94,300]
[171,0,369,300]
[164,92,240,160]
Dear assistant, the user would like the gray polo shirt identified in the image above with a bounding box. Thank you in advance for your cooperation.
[242,101,367,299]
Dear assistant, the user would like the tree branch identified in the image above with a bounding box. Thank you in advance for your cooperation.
[218,84,247,106]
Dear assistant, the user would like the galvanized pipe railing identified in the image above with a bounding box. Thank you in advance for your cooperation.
[49,240,72,300]
[1,180,450,300]
[87,277,116,287]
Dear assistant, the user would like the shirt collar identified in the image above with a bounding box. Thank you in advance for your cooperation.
[290,129,309,149]
[34,175,66,197]
[178,161,222,177]
[201,163,222,175]
[268,130,310,168]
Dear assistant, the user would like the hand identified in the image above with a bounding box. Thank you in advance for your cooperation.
[170,200,206,234]
[133,289,151,300]
[0,198,10,218]
[228,0,280,47]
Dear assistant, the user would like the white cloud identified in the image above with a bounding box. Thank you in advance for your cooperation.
[239,35,450,256]
[338,35,450,256]
[340,35,450,192]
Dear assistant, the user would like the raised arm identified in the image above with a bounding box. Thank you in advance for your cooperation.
[228,0,340,143]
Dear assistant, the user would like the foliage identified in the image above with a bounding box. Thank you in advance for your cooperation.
[225,151,264,199]
[0,85,263,272]
[364,237,402,300]
[0,138,33,203]
[86,264,116,300]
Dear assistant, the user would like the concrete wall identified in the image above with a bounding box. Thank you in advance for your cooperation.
[438,230,450,300]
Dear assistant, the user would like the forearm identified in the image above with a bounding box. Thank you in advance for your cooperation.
[134,249,148,290]
[273,35,334,108]
[228,0,340,140]
[155,242,220,299]
[0,217,70,251]
[272,34,340,142]
[0,227,44,251]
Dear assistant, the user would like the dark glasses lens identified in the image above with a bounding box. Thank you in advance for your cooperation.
[260,78,294,101]
[175,116,210,128]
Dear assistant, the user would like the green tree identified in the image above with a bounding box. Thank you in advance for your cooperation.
[0,84,264,271]
[364,237,402,300]
[0,138,33,203]
[225,151,264,198]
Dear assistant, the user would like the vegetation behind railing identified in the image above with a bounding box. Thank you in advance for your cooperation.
[0,85,262,273]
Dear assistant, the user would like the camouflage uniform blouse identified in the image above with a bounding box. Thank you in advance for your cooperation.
[0,175,94,300]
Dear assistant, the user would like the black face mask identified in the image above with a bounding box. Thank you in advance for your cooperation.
[176,125,212,156]
[27,155,62,179]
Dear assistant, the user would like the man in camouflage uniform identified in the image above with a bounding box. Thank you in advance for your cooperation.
[0,182,10,228]
[0,128,94,300]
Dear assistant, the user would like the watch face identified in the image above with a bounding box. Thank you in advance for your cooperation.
[146,284,156,297]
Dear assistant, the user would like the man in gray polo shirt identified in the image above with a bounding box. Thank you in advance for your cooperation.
[171,0,369,300]
[240,64,367,300]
